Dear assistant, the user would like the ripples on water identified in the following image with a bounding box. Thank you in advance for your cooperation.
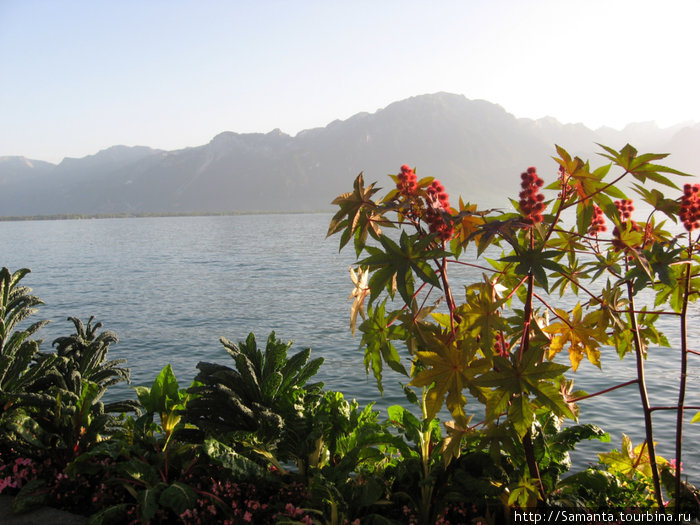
[1,214,698,480]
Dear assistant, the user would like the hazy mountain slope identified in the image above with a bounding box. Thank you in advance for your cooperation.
[1,93,698,217]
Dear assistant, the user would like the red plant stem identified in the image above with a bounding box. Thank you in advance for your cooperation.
[687,349,700,357]
[505,275,528,302]
[568,379,638,403]
[627,279,664,508]
[518,274,535,365]
[437,251,458,337]
[518,231,544,498]
[518,234,536,362]
[565,170,631,209]
[633,440,649,471]
[675,238,693,505]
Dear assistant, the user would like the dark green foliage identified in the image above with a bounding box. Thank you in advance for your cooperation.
[5,316,136,456]
[184,332,323,460]
[49,316,130,393]
[0,268,54,408]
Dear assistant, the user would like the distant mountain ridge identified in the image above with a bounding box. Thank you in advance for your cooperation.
[2,92,699,217]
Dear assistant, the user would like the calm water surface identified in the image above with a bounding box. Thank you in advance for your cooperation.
[1,214,699,480]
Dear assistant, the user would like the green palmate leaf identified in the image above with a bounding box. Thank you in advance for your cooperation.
[484,383,510,422]
[549,257,590,297]
[632,183,680,222]
[586,280,627,333]
[453,278,510,355]
[654,264,700,313]
[474,348,571,434]
[531,380,577,421]
[597,143,689,189]
[359,301,407,394]
[509,393,535,437]
[409,331,490,420]
[395,298,440,356]
[576,200,595,238]
[555,152,623,216]
[474,216,521,256]
[542,303,608,371]
[626,242,684,294]
[440,414,474,467]
[327,173,387,255]
[359,231,447,305]
[500,249,565,293]
[598,434,667,479]
[586,251,624,283]
[553,145,587,184]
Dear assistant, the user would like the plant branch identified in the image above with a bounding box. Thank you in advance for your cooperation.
[568,379,639,403]
[627,278,664,508]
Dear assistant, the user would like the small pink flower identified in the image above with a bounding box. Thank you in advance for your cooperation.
[243,511,253,522]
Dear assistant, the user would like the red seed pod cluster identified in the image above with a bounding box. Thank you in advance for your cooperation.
[611,199,640,251]
[396,164,418,196]
[680,183,700,232]
[426,180,450,210]
[615,199,634,220]
[588,205,607,235]
[425,179,454,241]
[494,333,510,357]
[519,167,545,225]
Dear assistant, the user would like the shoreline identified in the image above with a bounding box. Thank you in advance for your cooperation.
[0,209,332,223]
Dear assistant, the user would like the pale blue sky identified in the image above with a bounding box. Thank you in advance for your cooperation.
[2,0,698,163]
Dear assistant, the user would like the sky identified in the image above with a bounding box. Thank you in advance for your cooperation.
[1,0,699,164]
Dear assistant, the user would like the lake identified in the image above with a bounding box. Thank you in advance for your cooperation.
[1,213,699,481]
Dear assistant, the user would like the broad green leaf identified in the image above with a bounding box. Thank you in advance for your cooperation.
[597,143,689,189]
[542,304,607,371]
[327,173,387,255]
[159,481,198,515]
[137,484,165,522]
[149,364,180,414]
[598,434,667,479]
[359,301,407,394]
[409,332,489,420]
[500,249,565,292]
[359,231,447,305]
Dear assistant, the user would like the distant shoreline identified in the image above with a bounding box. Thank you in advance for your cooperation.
[0,210,332,222]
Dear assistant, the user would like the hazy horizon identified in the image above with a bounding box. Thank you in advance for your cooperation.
[2,1,699,163]
[4,92,697,166]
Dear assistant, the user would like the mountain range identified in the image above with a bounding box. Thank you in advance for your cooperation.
[2,92,699,217]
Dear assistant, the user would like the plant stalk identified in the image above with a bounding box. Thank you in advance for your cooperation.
[674,240,692,507]
[518,230,545,499]
[626,279,664,508]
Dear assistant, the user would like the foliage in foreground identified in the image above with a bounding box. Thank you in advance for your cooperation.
[0,142,699,523]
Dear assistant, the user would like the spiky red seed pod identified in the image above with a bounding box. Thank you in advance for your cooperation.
[397,165,418,196]
[588,205,607,235]
[517,167,545,225]
[427,180,450,211]
[680,183,700,231]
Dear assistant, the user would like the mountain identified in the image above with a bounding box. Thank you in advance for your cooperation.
[1,93,698,217]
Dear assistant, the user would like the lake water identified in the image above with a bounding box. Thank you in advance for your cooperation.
[1,213,699,482]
